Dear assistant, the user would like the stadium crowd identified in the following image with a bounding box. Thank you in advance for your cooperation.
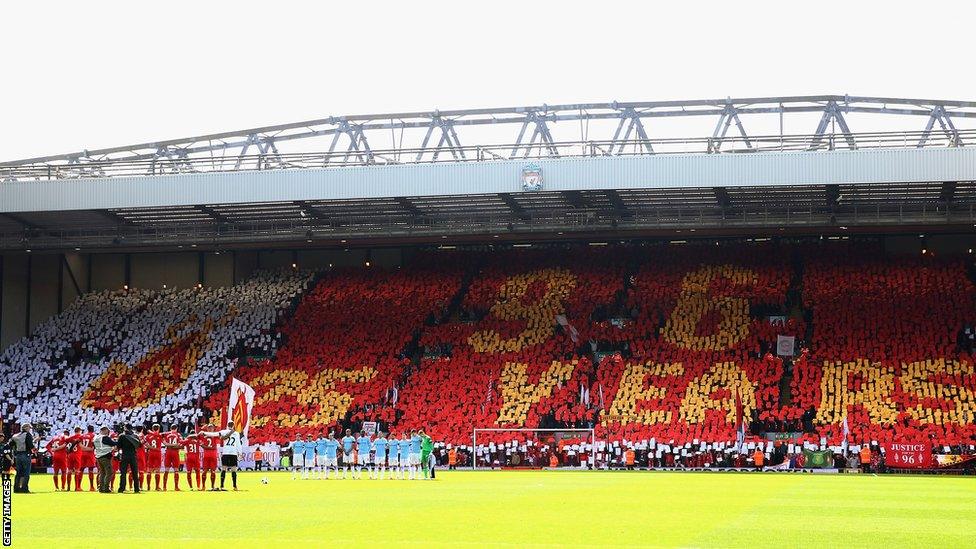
[5,242,976,479]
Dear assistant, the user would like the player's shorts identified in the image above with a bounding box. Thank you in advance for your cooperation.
[136,453,147,468]
[80,453,96,469]
[321,456,337,467]
[343,451,354,464]
[409,452,421,466]
[303,456,316,468]
[315,455,330,468]
[220,455,239,468]
[202,452,219,470]
[358,452,371,466]
[293,454,304,468]
[66,454,80,470]
[374,455,386,466]
[148,453,162,468]
[185,458,201,471]
[52,457,67,471]
[164,452,181,469]
[111,457,120,472]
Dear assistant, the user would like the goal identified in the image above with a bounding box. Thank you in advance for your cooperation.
[471,428,596,469]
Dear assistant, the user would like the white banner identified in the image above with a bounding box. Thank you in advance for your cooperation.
[776,335,795,357]
[227,377,256,440]
[238,444,281,469]
[362,421,378,435]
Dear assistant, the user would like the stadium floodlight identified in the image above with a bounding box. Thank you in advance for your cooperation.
[472,428,596,470]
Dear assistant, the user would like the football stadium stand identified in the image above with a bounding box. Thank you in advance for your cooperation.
[5,241,976,462]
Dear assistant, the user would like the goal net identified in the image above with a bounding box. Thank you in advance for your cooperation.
[471,428,596,469]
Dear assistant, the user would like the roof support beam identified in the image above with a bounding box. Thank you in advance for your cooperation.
[197,205,232,224]
[605,190,632,218]
[713,187,732,208]
[394,196,425,217]
[0,213,41,231]
[498,193,530,221]
[940,181,956,202]
[562,190,589,209]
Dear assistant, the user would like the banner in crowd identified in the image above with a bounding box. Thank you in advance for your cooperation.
[238,444,281,469]
[362,421,378,435]
[933,454,976,469]
[802,449,833,468]
[227,377,256,439]
[776,335,795,357]
[882,442,932,469]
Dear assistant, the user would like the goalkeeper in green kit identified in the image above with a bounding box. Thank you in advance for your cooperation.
[419,430,435,479]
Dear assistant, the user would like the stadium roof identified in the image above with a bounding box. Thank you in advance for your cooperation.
[1,95,975,251]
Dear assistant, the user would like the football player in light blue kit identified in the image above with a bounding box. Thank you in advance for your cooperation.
[356,431,372,479]
[388,436,401,480]
[302,434,316,480]
[398,433,411,480]
[323,431,340,479]
[341,428,356,479]
[409,429,423,480]
[314,434,330,479]
[372,432,389,480]
[287,436,305,480]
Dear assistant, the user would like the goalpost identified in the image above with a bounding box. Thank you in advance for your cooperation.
[471,428,596,469]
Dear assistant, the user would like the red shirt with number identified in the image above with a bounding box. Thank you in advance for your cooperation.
[200,433,220,470]
[144,431,163,465]
[183,435,202,469]
[47,436,68,466]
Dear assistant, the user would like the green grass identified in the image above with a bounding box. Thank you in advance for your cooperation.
[11,471,976,548]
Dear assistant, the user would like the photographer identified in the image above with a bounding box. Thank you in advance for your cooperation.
[11,422,35,493]
[93,426,116,493]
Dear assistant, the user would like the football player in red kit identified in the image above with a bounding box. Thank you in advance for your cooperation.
[182,432,203,490]
[199,423,221,491]
[47,431,69,491]
[77,426,97,491]
[162,426,183,491]
[143,424,164,490]
[65,427,83,490]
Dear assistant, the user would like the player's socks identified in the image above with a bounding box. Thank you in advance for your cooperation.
[61,471,68,489]
[53,474,60,490]
[75,472,82,491]
[210,471,217,489]
[139,472,144,487]
[231,471,237,489]
[154,472,161,490]
[88,471,95,490]
[163,472,169,490]
[196,471,202,490]
[174,474,180,491]
[186,472,193,489]
[219,470,226,489]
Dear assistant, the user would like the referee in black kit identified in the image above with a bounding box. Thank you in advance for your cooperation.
[116,425,143,493]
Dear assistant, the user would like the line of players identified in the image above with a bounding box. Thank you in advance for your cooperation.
[288,428,433,480]
[45,422,227,491]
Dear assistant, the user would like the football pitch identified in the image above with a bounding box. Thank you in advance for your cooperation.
[11,471,976,548]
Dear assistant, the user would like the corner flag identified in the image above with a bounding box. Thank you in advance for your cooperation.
[227,377,255,440]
